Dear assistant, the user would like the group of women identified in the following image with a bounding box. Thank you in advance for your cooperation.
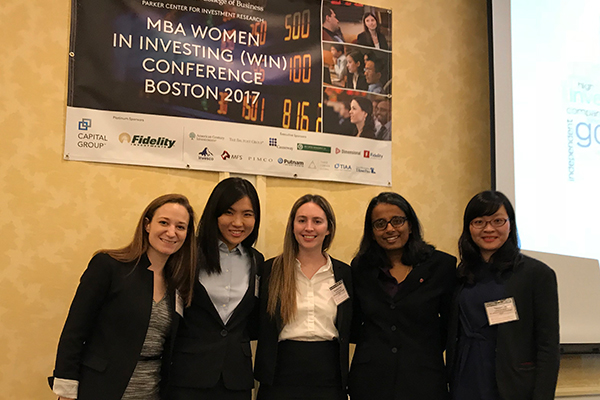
[50,178,560,400]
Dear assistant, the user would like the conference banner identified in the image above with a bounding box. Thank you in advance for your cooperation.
[64,0,393,186]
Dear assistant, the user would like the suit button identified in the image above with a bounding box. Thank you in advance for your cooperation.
[221,329,228,337]
[391,325,397,332]
[390,304,396,310]
[391,347,398,353]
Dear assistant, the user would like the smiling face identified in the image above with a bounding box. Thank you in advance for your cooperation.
[469,205,511,262]
[364,60,381,84]
[371,203,411,256]
[376,100,390,125]
[145,202,190,262]
[349,99,367,124]
[364,15,378,31]
[293,202,330,253]
[218,196,256,250]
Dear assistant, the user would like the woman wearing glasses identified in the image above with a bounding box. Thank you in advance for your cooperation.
[349,192,457,400]
[447,191,559,400]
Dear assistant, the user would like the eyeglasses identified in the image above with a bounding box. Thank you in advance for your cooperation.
[470,217,509,229]
[372,216,408,231]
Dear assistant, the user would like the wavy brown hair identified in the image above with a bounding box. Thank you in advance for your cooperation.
[97,194,197,306]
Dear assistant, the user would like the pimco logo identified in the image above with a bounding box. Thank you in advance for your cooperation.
[277,158,304,167]
[120,133,176,148]
[198,147,214,161]
[78,118,92,130]
[247,156,274,163]
[221,150,242,160]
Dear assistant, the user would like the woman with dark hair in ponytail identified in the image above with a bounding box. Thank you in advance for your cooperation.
[349,97,376,139]
[447,190,560,400]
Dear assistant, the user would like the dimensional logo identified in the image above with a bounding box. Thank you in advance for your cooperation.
[78,118,92,130]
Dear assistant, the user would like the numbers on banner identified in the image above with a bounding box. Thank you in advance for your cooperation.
[289,54,311,83]
[242,97,265,122]
[315,102,322,132]
[223,89,260,104]
[282,100,312,131]
[250,21,267,46]
[284,10,310,41]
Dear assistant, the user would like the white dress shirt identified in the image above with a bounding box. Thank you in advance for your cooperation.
[279,255,339,341]
[199,241,251,324]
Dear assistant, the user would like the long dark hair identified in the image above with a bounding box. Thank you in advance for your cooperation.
[458,190,520,283]
[356,192,434,268]
[352,96,376,139]
[98,194,197,306]
[362,12,381,33]
[197,178,261,274]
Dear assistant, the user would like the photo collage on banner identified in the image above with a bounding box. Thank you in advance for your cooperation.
[64,0,393,185]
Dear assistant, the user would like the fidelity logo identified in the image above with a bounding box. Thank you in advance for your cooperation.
[335,147,361,156]
[334,163,352,171]
[198,147,214,161]
[120,133,176,148]
[277,158,304,167]
[221,150,242,160]
[363,150,383,159]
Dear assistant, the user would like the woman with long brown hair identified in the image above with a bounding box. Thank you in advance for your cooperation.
[50,194,197,400]
[255,194,352,400]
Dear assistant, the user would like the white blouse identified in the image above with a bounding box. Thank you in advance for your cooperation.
[278,255,339,342]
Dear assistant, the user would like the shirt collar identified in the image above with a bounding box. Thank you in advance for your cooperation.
[295,253,332,273]
[218,240,245,256]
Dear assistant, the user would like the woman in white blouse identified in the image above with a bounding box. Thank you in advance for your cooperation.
[254,194,353,400]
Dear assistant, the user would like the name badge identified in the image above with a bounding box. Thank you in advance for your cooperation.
[175,290,184,318]
[484,297,519,326]
[329,280,350,305]
[255,275,260,298]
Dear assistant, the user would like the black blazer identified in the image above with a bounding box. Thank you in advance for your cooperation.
[167,247,264,391]
[254,256,353,390]
[446,254,560,400]
[50,253,179,400]
[345,73,368,91]
[356,30,389,50]
[349,250,457,400]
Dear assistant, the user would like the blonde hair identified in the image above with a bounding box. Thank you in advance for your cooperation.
[267,194,336,324]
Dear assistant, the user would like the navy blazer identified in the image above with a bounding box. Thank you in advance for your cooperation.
[50,253,179,400]
[349,250,457,400]
[446,254,560,400]
[254,256,353,390]
[167,247,264,392]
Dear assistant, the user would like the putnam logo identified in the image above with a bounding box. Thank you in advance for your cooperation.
[128,135,176,148]
[277,158,304,167]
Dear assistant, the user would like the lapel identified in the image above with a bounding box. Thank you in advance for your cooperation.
[391,258,434,303]
[332,258,349,328]
[194,280,225,325]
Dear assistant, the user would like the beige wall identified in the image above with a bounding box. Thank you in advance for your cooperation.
[7,0,595,398]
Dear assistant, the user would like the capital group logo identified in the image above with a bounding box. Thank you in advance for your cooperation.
[198,147,214,161]
[121,134,176,149]
[277,157,304,167]
[78,118,92,130]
